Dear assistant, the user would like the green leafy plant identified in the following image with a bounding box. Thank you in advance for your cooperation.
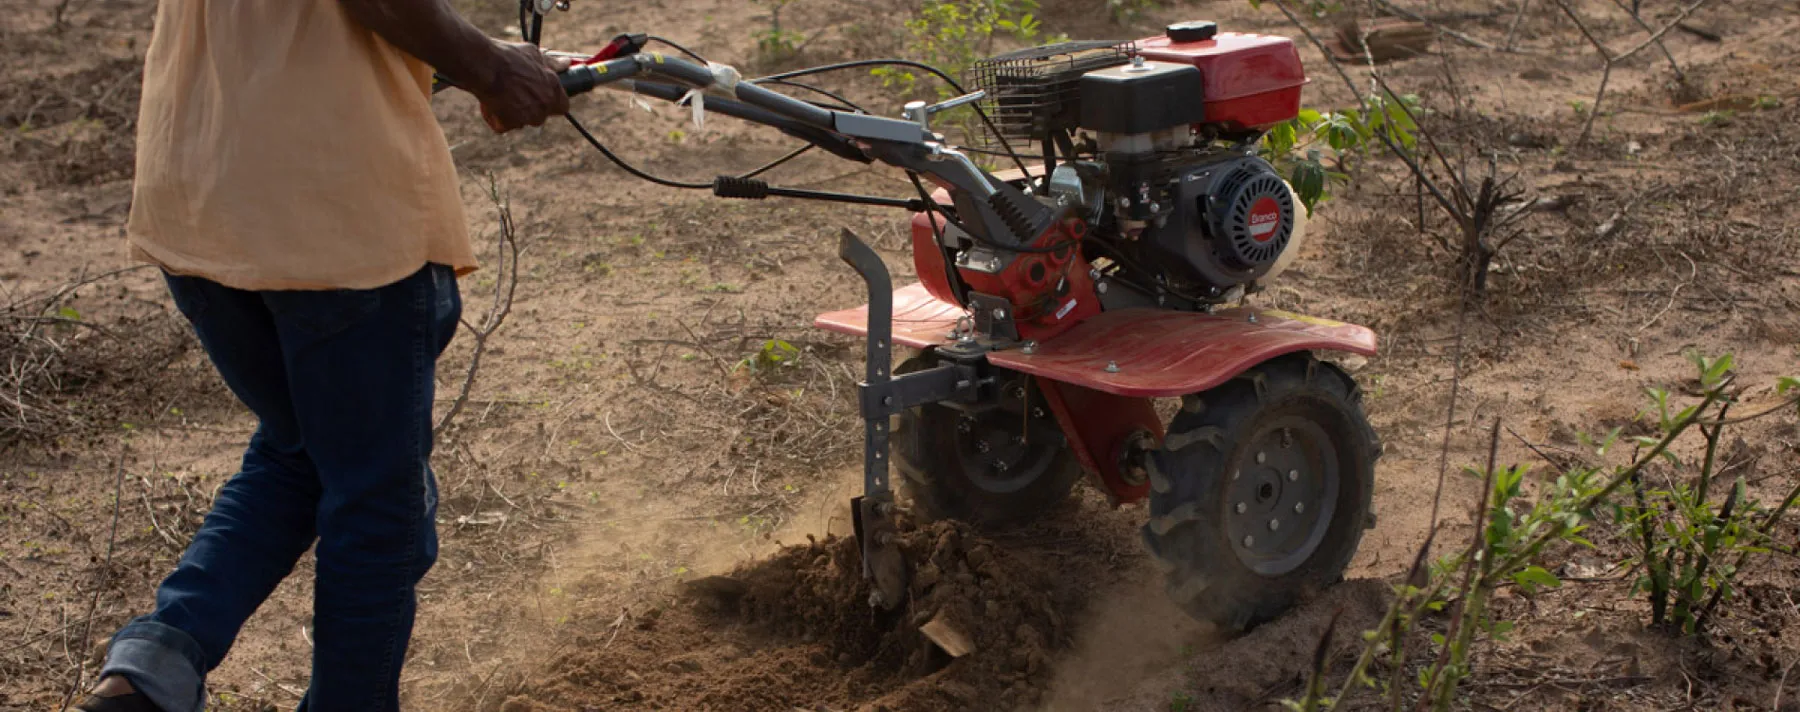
[737,339,801,376]
[1698,109,1735,127]
[1246,0,1344,16]
[872,0,1048,98]
[1284,419,1604,710]
[1258,94,1421,214]
[1106,0,1160,23]
[1618,353,1800,635]
[1282,354,1799,711]
[752,0,805,61]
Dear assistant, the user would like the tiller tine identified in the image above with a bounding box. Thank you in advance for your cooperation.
[836,228,910,611]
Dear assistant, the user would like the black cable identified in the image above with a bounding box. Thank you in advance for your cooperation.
[565,114,712,189]
[960,145,1042,159]
[740,144,812,179]
[540,27,1008,218]
[647,35,708,63]
[752,59,1033,180]
[909,172,970,305]
[757,79,866,113]
[566,110,843,189]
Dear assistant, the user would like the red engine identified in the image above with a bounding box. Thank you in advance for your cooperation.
[919,22,1312,322]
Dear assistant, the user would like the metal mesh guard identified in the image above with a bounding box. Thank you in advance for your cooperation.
[968,40,1135,145]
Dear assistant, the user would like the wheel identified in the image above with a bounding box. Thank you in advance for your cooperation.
[1142,354,1378,631]
[892,357,1083,529]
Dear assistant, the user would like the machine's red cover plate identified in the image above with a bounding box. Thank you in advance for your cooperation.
[815,284,1377,398]
[815,283,966,349]
[1138,31,1308,131]
[990,307,1375,397]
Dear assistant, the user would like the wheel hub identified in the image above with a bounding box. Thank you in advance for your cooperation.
[954,378,1062,493]
[1226,419,1340,576]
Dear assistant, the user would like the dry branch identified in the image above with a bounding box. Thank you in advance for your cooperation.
[1550,0,1717,146]
[436,175,523,436]
[1,265,160,442]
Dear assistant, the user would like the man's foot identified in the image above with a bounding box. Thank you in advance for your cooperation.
[72,677,162,712]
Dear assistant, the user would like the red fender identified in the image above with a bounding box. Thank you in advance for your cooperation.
[814,283,1378,504]
[984,304,1377,397]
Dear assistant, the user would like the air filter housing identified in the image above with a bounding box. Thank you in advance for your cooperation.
[968,40,1134,143]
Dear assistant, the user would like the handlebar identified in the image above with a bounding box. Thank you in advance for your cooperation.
[556,54,842,133]
[539,49,1054,248]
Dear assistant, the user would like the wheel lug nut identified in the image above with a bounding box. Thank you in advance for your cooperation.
[1288,470,1299,482]
[1235,502,1247,514]
[1256,452,1267,464]
[1243,535,1255,547]
[1294,502,1305,514]
[957,419,973,434]
[976,440,990,453]
[1032,407,1047,419]
[993,460,1009,472]
[1269,519,1281,531]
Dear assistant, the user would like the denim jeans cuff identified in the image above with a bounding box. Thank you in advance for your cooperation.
[101,620,207,712]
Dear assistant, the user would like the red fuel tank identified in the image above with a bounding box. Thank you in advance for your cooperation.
[1136,21,1308,132]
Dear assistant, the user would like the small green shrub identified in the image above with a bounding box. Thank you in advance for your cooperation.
[1280,353,1798,711]
[752,0,804,61]
[1618,353,1800,635]
[1258,94,1422,214]
[737,339,800,376]
[872,0,1049,98]
[1106,0,1160,23]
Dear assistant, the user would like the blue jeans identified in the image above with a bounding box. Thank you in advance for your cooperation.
[102,264,461,712]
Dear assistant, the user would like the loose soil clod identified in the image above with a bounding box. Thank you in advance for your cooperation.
[519,520,1079,711]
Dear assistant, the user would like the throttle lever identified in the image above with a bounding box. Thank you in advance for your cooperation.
[901,91,987,134]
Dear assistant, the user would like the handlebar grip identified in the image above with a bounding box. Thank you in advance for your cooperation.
[559,65,606,96]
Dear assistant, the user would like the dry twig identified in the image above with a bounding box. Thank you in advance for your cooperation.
[61,450,128,709]
[437,175,524,436]
[1549,0,1717,146]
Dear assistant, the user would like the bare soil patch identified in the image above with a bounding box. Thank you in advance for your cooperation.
[2,0,1798,710]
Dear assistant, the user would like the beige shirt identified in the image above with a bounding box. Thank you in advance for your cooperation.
[127,0,477,291]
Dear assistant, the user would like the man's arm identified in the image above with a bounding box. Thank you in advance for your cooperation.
[338,0,569,131]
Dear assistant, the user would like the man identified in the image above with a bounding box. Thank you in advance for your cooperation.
[74,0,568,709]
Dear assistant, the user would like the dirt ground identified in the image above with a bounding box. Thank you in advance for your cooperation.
[2,0,1798,710]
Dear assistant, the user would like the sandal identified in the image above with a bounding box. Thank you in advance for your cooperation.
[72,692,163,712]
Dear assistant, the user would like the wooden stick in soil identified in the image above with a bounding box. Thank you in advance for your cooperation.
[1632,467,1669,626]
[1415,418,1503,712]
[61,450,127,709]
[1681,484,1738,633]
[1331,528,1441,707]
[1603,0,1685,82]
[1504,0,1531,51]
[1292,609,1341,711]
[1693,476,1800,629]
[1369,0,1503,52]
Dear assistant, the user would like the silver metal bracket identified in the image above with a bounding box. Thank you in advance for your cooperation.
[901,91,988,133]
